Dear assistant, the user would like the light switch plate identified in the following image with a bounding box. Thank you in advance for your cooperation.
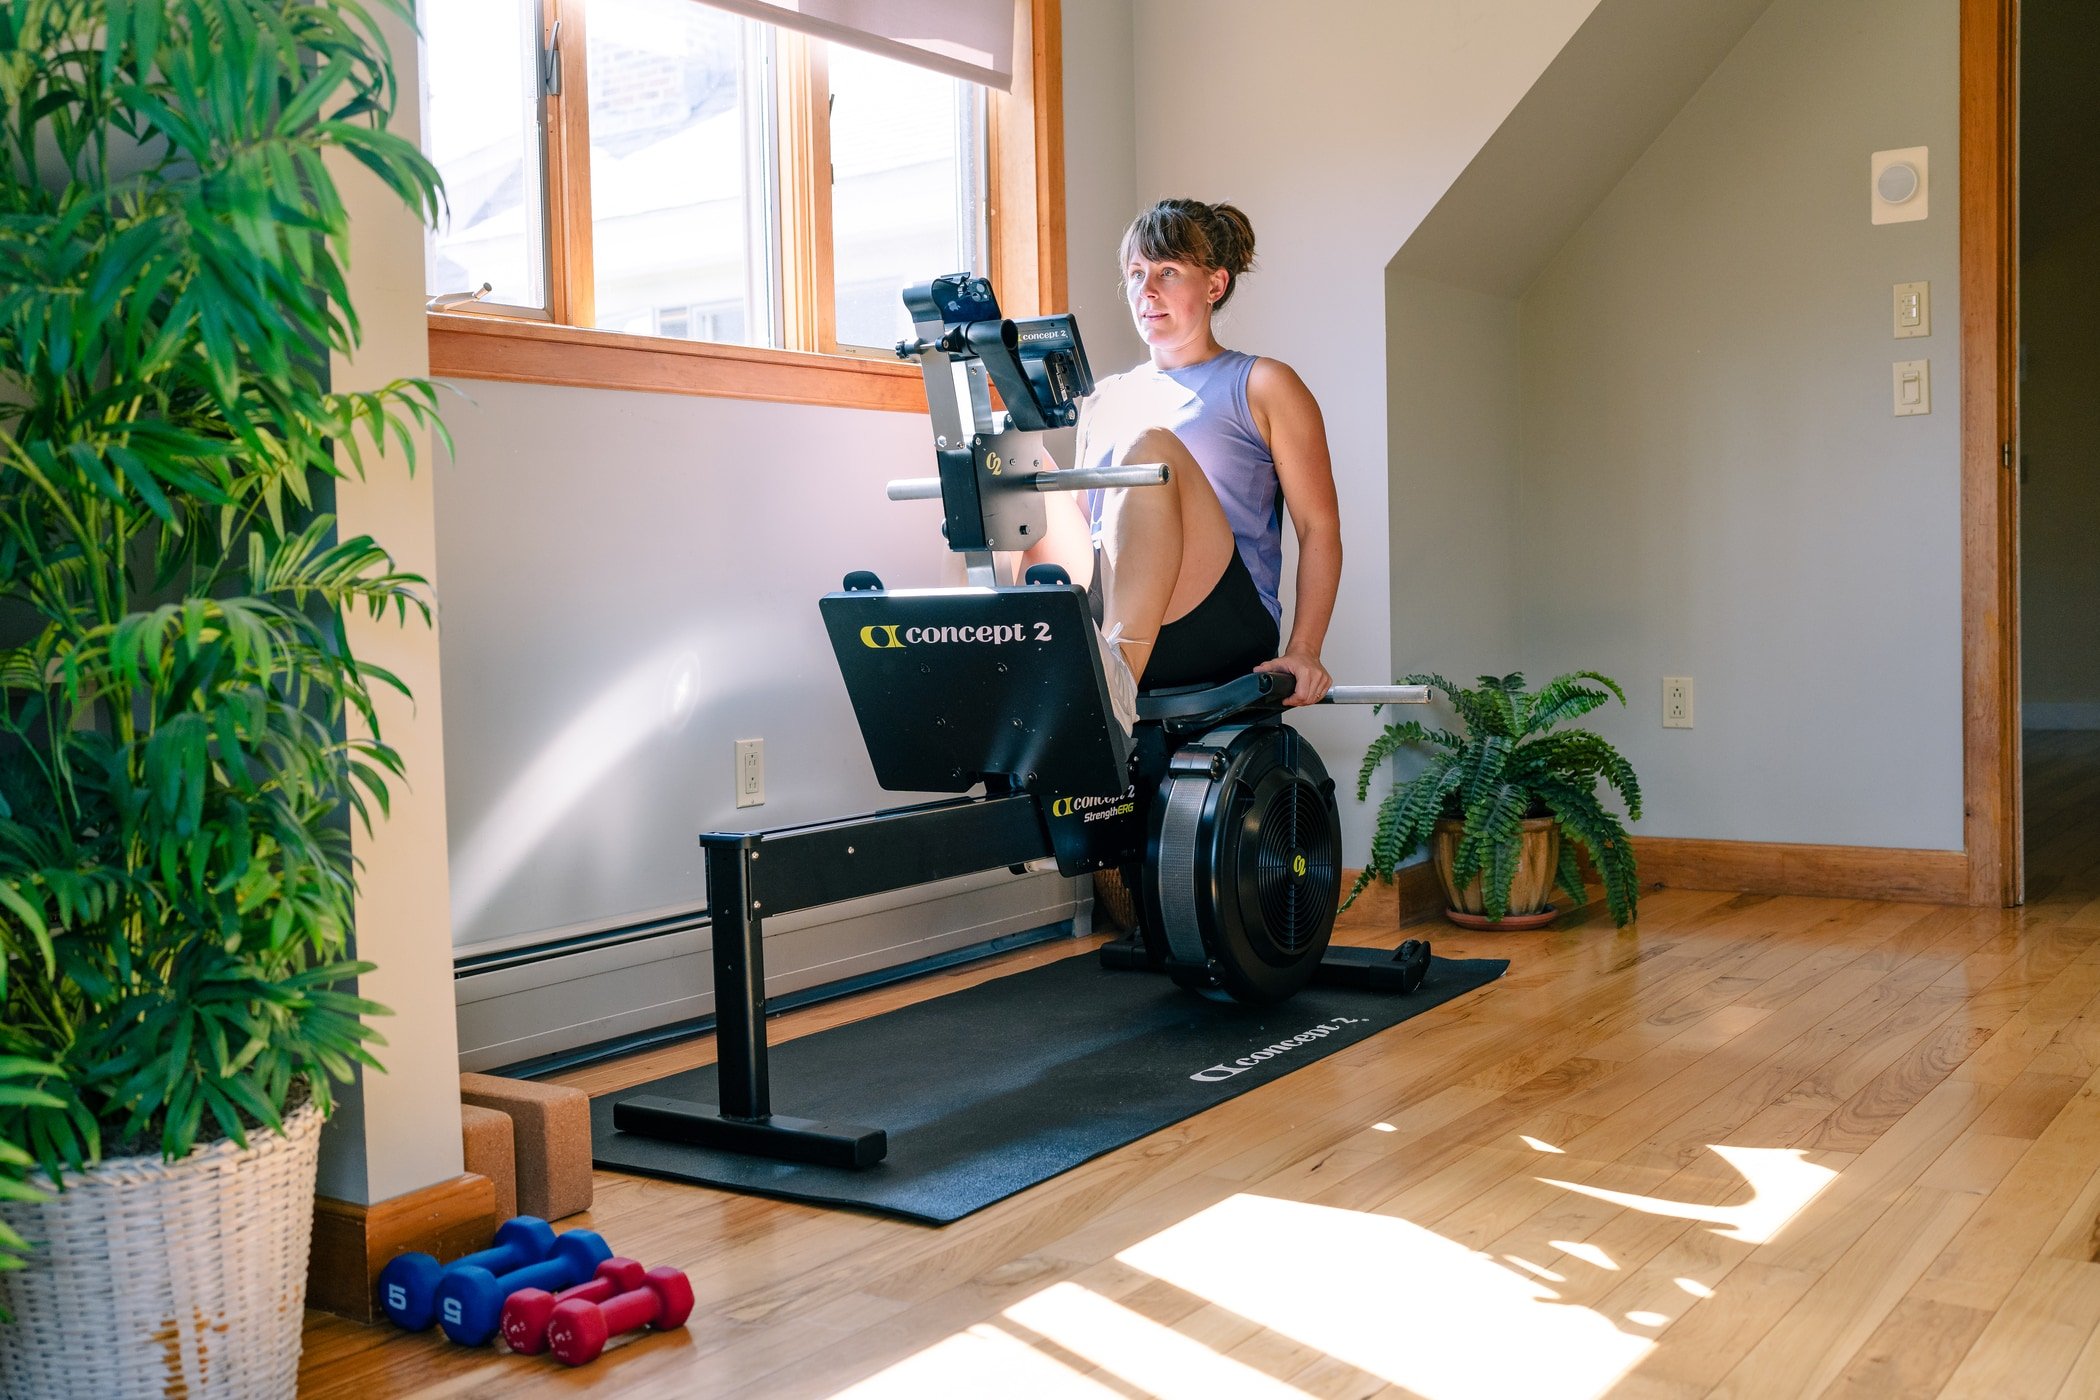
[1894,359,1930,416]
[1894,281,1929,338]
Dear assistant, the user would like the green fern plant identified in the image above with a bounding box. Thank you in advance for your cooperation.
[1348,672,1644,926]
[0,0,444,1288]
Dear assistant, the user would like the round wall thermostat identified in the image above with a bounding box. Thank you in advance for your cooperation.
[1876,162,1920,204]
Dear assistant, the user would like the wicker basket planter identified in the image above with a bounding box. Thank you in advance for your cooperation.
[0,1102,324,1397]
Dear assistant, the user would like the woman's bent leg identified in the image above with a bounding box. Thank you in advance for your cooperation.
[1099,427,1236,685]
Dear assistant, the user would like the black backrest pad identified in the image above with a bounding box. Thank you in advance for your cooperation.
[821,585,1129,797]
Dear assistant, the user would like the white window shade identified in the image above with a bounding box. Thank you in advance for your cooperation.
[699,0,1015,90]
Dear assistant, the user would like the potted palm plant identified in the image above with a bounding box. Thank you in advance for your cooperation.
[0,0,443,1389]
[1348,672,1643,928]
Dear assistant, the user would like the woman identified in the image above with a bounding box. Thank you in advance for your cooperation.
[1026,198,1341,718]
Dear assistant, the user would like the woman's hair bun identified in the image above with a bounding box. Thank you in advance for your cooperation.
[1203,202,1256,281]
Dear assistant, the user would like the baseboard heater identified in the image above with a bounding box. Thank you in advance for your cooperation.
[453,865,1084,1076]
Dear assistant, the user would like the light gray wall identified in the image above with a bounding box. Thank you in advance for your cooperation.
[433,382,964,948]
[1385,275,1523,686]
[1391,0,1774,301]
[1515,0,1964,848]
[2019,0,2100,727]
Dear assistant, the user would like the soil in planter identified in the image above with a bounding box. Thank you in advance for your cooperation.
[91,1077,314,1166]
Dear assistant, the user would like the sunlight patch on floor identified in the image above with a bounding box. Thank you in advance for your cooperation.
[1502,1256,1565,1283]
[1003,1282,1314,1398]
[1551,1240,1618,1271]
[1115,1193,1654,1400]
[831,1322,1122,1398]
[826,1147,1836,1398]
[1537,1145,1838,1244]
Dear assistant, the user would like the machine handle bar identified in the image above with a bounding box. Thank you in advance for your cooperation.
[1322,685,1432,706]
[885,463,1169,503]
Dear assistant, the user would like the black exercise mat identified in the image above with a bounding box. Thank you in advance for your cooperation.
[590,949,1506,1224]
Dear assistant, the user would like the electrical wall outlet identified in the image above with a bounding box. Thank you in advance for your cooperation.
[1663,677,1693,729]
[735,738,764,807]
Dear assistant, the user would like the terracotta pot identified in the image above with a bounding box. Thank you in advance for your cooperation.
[1431,816,1561,926]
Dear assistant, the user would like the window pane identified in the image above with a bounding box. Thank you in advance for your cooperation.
[421,0,549,309]
[587,0,775,346]
[829,45,987,350]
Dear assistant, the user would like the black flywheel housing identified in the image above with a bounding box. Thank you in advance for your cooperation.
[1142,720,1341,1003]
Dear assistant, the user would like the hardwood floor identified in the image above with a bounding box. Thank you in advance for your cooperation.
[299,733,2100,1398]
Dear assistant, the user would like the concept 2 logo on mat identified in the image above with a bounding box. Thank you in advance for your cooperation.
[1188,1017,1369,1082]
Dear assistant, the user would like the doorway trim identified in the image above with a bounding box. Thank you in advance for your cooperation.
[1960,0,2020,906]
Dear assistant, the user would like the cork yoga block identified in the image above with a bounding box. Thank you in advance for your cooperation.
[459,1103,518,1222]
[458,1073,595,1221]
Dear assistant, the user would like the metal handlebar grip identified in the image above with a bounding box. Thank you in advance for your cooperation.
[1322,686,1433,706]
[885,463,1170,503]
[1032,464,1170,492]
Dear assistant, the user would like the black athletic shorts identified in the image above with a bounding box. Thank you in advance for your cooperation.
[1088,545,1281,692]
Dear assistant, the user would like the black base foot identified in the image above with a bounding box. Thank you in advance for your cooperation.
[613,1094,888,1169]
[1105,932,1433,995]
[1098,933,1154,971]
[1311,938,1432,994]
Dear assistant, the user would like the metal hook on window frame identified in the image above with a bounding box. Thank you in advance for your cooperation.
[427,282,494,311]
[542,19,563,97]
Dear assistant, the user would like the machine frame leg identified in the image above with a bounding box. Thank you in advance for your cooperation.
[610,793,1051,1170]
[609,836,888,1169]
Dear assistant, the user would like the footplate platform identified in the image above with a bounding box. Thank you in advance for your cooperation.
[612,1095,888,1170]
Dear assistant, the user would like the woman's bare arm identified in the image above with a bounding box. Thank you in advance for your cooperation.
[1248,357,1340,704]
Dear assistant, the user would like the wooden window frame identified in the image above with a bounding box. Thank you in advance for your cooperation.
[1959,0,2020,905]
[428,0,1066,413]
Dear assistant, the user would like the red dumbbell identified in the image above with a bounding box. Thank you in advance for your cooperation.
[545,1265,695,1365]
[501,1257,646,1355]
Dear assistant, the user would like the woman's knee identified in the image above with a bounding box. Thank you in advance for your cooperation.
[1118,426,1193,472]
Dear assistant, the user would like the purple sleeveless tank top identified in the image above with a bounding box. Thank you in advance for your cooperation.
[1080,348,1283,626]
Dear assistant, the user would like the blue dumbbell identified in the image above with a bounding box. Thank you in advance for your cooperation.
[435,1228,613,1346]
[378,1216,557,1331]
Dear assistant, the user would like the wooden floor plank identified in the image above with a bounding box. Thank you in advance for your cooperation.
[1706,1184,1977,1398]
[1937,1257,2100,1399]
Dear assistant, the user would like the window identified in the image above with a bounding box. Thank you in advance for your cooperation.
[828,44,987,351]
[582,0,775,345]
[421,0,550,311]
[419,0,1062,411]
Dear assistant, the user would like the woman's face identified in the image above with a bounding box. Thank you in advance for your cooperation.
[1125,254,1229,355]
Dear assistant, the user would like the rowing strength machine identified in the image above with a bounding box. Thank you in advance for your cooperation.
[611,275,1431,1170]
